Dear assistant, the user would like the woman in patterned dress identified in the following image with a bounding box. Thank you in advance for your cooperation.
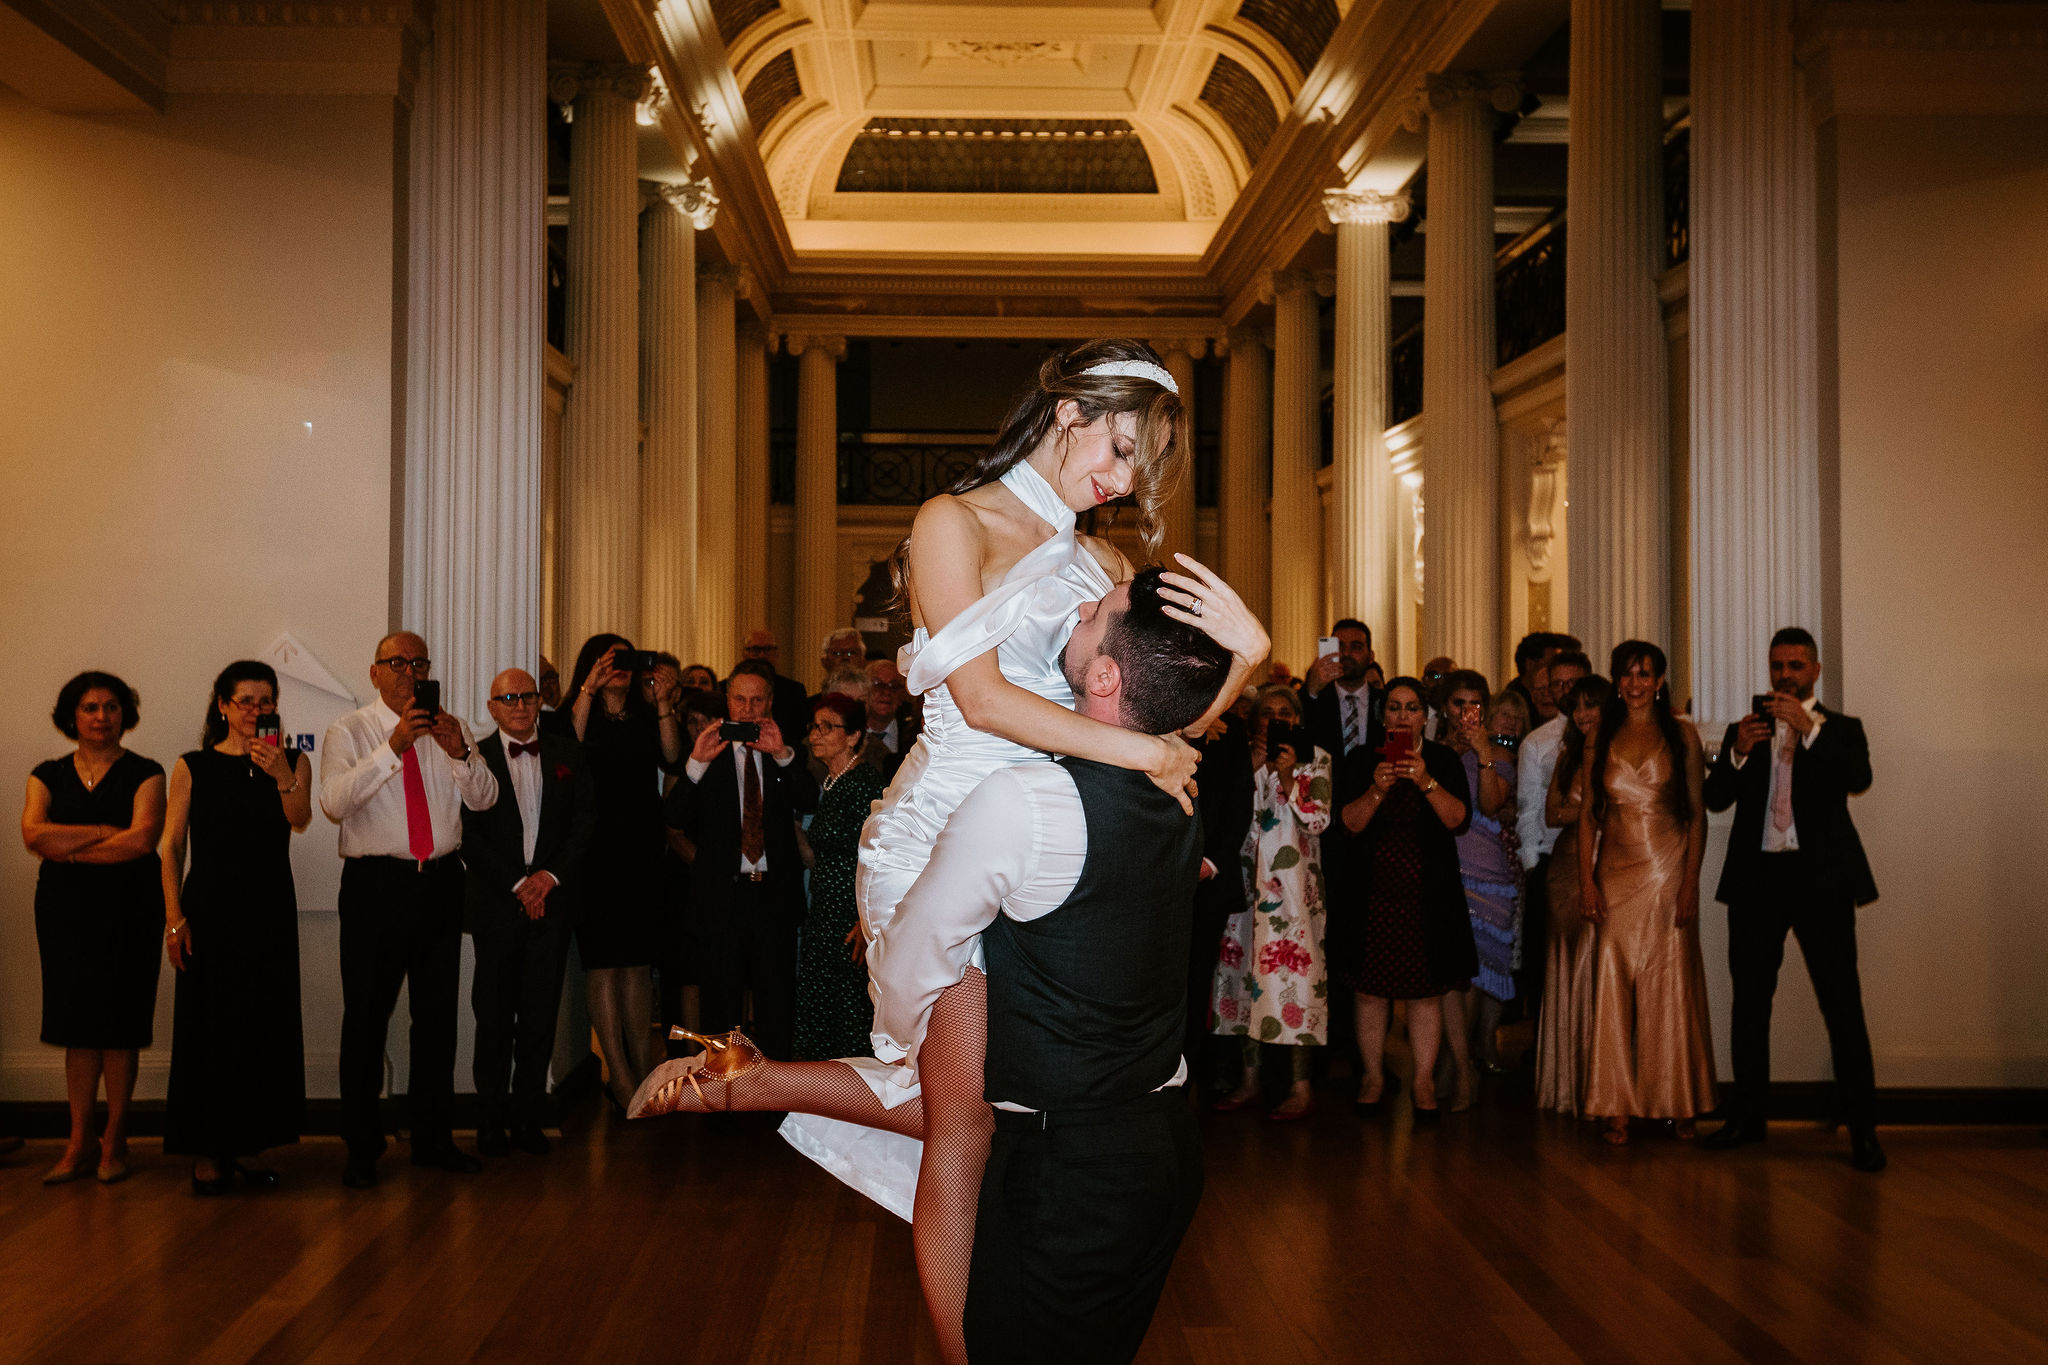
[793,694,889,1061]
[1330,678,1476,1122]
[1212,684,1332,1120]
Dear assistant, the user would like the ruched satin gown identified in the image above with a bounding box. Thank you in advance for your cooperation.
[780,458,1112,1219]
[1582,742,1718,1121]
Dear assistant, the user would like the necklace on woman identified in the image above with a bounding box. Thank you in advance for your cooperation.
[76,751,116,790]
[820,761,857,794]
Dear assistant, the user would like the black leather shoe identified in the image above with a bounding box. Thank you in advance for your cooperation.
[231,1161,282,1190]
[1850,1130,1888,1173]
[341,1157,379,1190]
[476,1127,511,1158]
[412,1143,483,1174]
[191,1164,235,1197]
[1702,1122,1766,1151]
[509,1126,552,1156]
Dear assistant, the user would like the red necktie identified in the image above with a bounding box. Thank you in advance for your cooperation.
[741,751,765,865]
[401,745,434,863]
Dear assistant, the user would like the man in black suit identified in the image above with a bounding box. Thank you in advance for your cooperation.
[860,658,921,782]
[740,628,813,752]
[665,658,818,1060]
[462,669,596,1157]
[1186,706,1253,1086]
[1702,627,1884,1171]
[1301,617,1383,766]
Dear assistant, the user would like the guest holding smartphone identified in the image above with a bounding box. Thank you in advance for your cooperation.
[554,634,682,1110]
[1330,678,1474,1122]
[159,662,311,1194]
[20,672,166,1185]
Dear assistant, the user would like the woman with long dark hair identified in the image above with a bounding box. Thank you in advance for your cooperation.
[1577,642,1716,1144]
[1534,673,1611,1116]
[631,339,1266,1363]
[159,661,311,1193]
[555,633,683,1110]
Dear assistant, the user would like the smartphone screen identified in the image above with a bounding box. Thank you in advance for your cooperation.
[255,715,281,746]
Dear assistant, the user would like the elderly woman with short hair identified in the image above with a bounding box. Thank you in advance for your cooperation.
[20,671,166,1184]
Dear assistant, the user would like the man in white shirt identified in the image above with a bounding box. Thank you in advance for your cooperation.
[319,631,498,1189]
[1514,649,1591,1014]
[862,568,1235,1365]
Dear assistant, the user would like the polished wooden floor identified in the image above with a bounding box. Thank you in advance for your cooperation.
[1,1084,2044,1365]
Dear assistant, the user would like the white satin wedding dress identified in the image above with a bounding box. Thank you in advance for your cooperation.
[779,457,1112,1218]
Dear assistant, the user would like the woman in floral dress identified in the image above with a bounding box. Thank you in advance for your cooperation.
[1212,684,1331,1120]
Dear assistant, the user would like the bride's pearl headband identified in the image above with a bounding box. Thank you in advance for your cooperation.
[1079,359,1179,395]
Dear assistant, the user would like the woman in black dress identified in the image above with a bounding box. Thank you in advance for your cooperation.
[549,634,683,1109]
[19,671,166,1184]
[1330,676,1475,1123]
[793,694,887,1061]
[159,662,312,1194]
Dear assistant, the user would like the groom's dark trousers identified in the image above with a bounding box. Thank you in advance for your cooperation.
[962,757,1205,1365]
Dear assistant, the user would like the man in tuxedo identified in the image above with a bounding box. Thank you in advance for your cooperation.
[740,628,812,753]
[860,658,920,781]
[1702,627,1884,1172]
[865,568,1232,1364]
[665,658,818,1061]
[462,669,596,1157]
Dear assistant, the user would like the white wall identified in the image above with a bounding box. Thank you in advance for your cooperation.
[0,86,402,1099]
[1821,111,2048,1087]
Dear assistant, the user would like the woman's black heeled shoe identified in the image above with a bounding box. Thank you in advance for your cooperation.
[231,1160,281,1190]
[191,1164,235,1197]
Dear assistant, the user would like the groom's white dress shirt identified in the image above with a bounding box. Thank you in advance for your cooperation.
[866,762,1186,1111]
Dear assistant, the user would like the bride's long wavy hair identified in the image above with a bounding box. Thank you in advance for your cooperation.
[890,339,1190,612]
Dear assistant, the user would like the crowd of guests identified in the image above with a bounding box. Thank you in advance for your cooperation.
[1183,621,1886,1171]
[18,606,1886,1193]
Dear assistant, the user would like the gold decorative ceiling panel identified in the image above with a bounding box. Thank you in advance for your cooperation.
[835,119,1158,195]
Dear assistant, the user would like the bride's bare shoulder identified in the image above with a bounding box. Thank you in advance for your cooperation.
[910,491,989,544]
[1078,533,1133,583]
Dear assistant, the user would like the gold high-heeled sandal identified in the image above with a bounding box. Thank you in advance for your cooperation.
[626,1028,766,1118]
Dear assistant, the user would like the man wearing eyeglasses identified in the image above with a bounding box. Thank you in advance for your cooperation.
[319,632,498,1189]
[461,669,596,1158]
[740,627,813,754]
[860,658,920,782]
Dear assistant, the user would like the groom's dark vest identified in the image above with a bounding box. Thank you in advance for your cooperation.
[981,757,1202,1112]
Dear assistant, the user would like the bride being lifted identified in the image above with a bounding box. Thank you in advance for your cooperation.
[629,339,1267,1363]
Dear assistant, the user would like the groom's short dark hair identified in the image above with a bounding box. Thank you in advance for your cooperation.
[1102,567,1233,734]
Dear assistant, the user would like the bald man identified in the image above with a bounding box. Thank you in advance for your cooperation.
[740,627,813,748]
[320,631,497,1187]
[461,669,595,1157]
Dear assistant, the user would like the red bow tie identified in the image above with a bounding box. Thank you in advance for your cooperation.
[508,740,540,758]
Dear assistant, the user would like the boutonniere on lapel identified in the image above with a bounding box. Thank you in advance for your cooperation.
[554,763,573,781]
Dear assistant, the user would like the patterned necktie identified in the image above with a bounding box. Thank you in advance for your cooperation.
[400,745,434,862]
[1771,726,1795,833]
[741,750,766,864]
[1342,692,1361,754]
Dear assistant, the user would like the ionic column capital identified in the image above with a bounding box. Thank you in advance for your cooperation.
[1322,188,1412,227]
[1220,324,1270,356]
[548,62,653,109]
[1401,72,1523,131]
[1146,337,1208,361]
[657,176,719,230]
[787,333,848,361]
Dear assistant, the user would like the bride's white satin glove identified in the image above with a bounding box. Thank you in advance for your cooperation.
[1157,553,1270,670]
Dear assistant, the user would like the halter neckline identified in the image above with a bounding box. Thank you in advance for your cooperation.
[999,457,1076,534]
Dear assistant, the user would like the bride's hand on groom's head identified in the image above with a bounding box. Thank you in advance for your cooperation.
[1161,554,1269,666]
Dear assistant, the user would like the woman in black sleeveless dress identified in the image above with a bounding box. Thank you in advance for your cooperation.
[546,634,683,1108]
[160,662,312,1194]
[21,672,166,1185]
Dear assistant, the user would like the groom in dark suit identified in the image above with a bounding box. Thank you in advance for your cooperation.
[1702,628,1885,1171]
[463,669,595,1157]
[665,659,818,1062]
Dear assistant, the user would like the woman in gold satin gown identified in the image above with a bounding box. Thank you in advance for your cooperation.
[1577,643,1716,1144]
[1534,674,1611,1116]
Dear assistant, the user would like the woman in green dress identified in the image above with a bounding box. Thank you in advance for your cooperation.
[793,693,888,1061]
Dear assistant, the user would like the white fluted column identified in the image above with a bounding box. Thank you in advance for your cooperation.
[695,263,741,669]
[1268,270,1324,673]
[1414,73,1518,679]
[1149,339,1202,565]
[1219,326,1272,633]
[1566,0,1669,661]
[1324,188,1409,645]
[553,62,647,656]
[790,333,846,691]
[1689,0,1821,730]
[736,321,772,649]
[640,178,716,658]
[401,0,546,723]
